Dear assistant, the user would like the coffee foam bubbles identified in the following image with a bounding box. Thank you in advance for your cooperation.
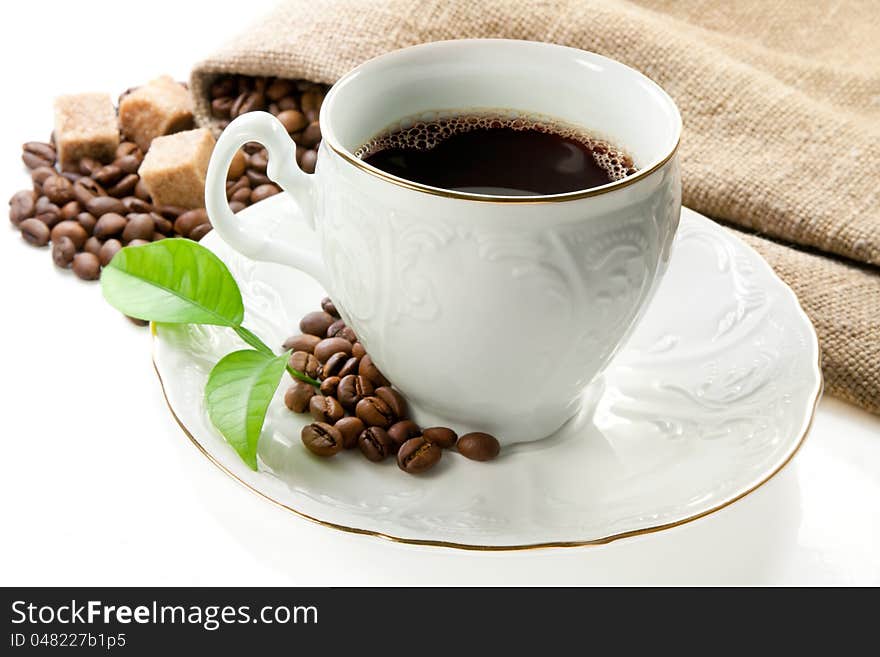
[354,110,637,182]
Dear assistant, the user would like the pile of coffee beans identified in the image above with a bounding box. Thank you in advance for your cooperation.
[12,137,210,283]
[284,298,501,474]
[208,75,328,175]
[8,76,325,292]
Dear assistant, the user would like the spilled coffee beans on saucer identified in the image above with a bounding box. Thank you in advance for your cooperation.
[284,297,501,473]
[356,112,637,195]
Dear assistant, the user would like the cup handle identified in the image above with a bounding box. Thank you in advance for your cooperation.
[205,111,327,286]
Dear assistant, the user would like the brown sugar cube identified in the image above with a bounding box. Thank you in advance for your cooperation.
[138,128,215,209]
[53,93,119,172]
[119,75,194,152]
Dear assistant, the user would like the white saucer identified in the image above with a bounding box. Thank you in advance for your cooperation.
[152,195,821,549]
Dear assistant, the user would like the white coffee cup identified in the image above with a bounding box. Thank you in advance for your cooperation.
[206,39,682,445]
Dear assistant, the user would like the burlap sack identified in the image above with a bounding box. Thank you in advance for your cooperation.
[191,0,880,414]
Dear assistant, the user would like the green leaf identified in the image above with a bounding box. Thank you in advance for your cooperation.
[101,238,244,326]
[205,349,289,470]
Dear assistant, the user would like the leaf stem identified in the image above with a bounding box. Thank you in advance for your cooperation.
[233,325,319,386]
[234,325,274,356]
[287,365,320,387]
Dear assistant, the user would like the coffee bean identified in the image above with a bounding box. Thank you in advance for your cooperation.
[266,79,293,102]
[134,178,151,201]
[122,213,155,243]
[127,239,150,247]
[50,220,88,249]
[116,141,142,159]
[321,352,350,379]
[326,319,357,342]
[61,171,82,184]
[359,354,390,387]
[93,212,127,239]
[152,232,166,242]
[289,350,320,379]
[248,151,268,173]
[35,195,59,214]
[174,208,208,237]
[337,374,374,411]
[397,436,442,474]
[246,170,271,186]
[92,164,122,186]
[34,198,61,228]
[107,174,138,198]
[300,311,335,337]
[300,121,322,149]
[457,432,501,461]
[319,376,340,396]
[301,422,343,457]
[338,357,360,378]
[375,386,408,419]
[356,396,394,428]
[313,337,353,363]
[42,175,74,205]
[300,89,324,114]
[98,239,122,266]
[352,342,366,359]
[20,218,50,246]
[121,196,152,213]
[300,150,318,174]
[211,77,236,98]
[72,252,101,280]
[229,175,250,194]
[22,142,55,169]
[189,224,212,241]
[320,297,339,317]
[114,155,141,175]
[250,184,280,203]
[156,205,186,220]
[150,213,174,235]
[60,200,81,221]
[282,334,321,353]
[86,196,125,217]
[74,178,106,206]
[76,212,97,233]
[31,166,57,187]
[84,236,102,256]
[334,416,364,449]
[23,141,56,163]
[231,90,265,117]
[309,394,344,424]
[229,201,246,213]
[277,96,298,111]
[212,96,233,118]
[277,109,308,133]
[284,380,316,413]
[358,426,394,462]
[230,187,251,204]
[79,157,101,175]
[52,236,76,268]
[422,427,458,449]
[9,190,36,226]
[387,420,421,453]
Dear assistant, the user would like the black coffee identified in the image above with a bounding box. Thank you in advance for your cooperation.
[356,113,637,196]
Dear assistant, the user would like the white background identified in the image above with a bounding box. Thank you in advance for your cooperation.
[1,0,878,585]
